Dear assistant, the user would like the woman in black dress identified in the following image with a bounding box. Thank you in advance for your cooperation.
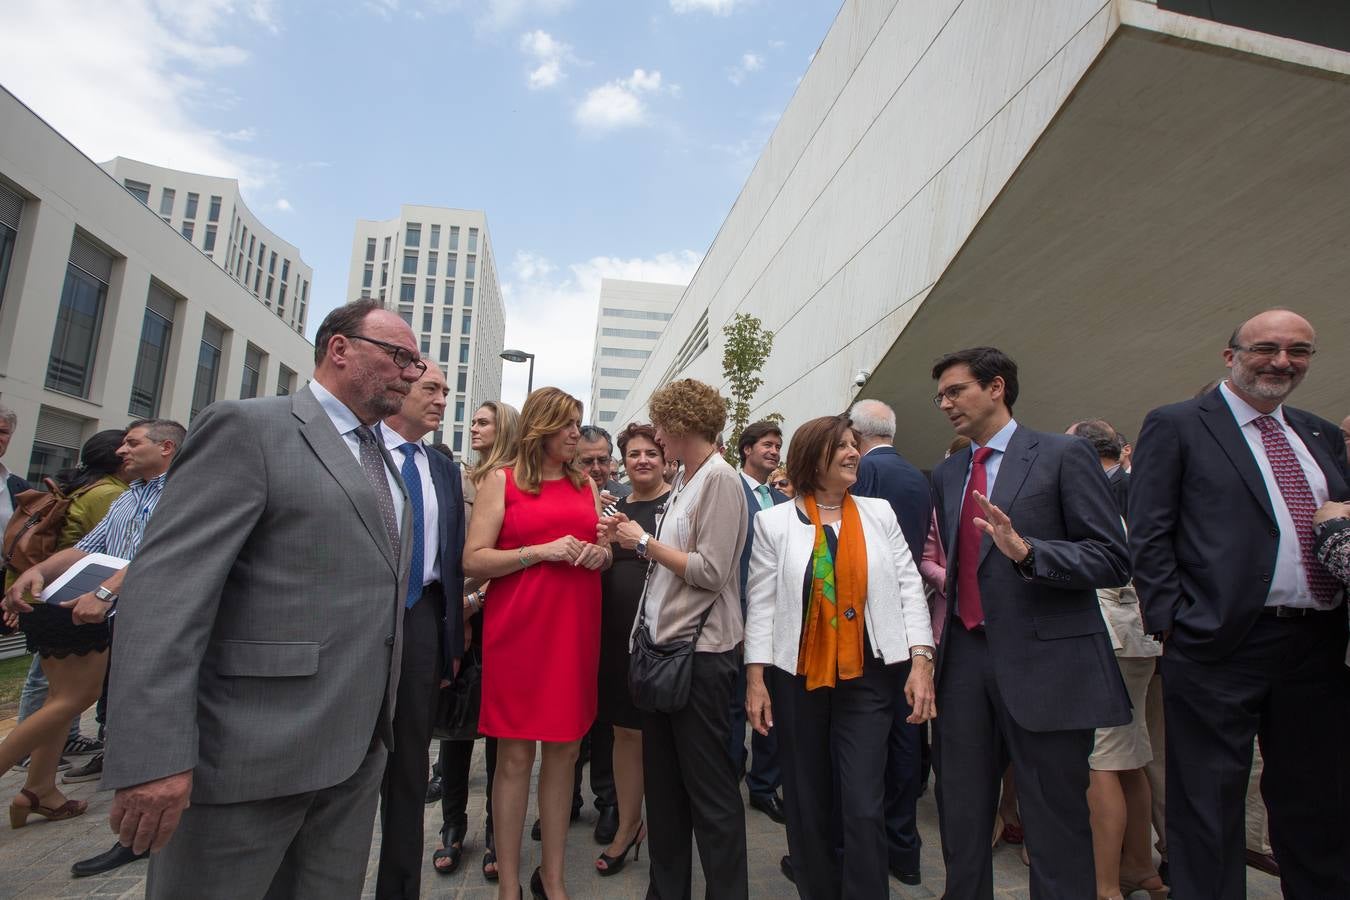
[595,423,670,875]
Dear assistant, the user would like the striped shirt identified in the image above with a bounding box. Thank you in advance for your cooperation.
[75,474,167,560]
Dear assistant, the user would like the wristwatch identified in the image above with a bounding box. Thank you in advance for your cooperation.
[635,532,651,559]
[910,647,934,662]
[94,585,118,605]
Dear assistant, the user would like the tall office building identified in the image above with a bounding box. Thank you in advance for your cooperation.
[100,157,314,336]
[0,88,315,483]
[588,279,681,428]
[346,205,505,457]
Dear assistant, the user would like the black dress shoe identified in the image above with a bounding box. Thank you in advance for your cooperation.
[779,855,795,883]
[593,805,619,844]
[425,774,444,804]
[71,843,148,878]
[888,861,921,885]
[748,791,787,825]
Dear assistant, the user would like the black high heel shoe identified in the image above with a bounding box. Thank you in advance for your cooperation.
[595,821,645,877]
[530,866,550,899]
[432,822,465,875]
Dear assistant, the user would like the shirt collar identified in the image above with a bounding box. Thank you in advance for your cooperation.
[863,444,891,457]
[381,422,422,455]
[130,472,168,492]
[309,379,368,439]
[740,470,765,490]
[972,418,1018,455]
[1219,380,1285,428]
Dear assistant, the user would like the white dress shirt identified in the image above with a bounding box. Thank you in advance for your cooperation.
[1219,381,1331,608]
[961,418,1019,498]
[308,380,405,530]
[0,463,15,536]
[382,428,440,585]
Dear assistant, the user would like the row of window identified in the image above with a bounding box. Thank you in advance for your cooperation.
[361,278,475,308]
[601,326,663,340]
[598,367,642,378]
[124,181,221,225]
[601,347,651,359]
[602,307,674,321]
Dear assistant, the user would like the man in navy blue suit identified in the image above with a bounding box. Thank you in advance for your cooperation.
[376,361,466,900]
[729,420,788,824]
[0,404,30,537]
[850,399,932,887]
[1130,309,1350,899]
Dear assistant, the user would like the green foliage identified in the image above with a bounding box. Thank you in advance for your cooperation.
[721,313,783,466]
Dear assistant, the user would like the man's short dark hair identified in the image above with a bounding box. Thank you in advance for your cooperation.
[1070,419,1122,462]
[314,299,383,365]
[930,347,1019,411]
[737,420,783,466]
[579,425,613,455]
[127,418,186,448]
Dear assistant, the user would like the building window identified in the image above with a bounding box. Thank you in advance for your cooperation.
[600,388,629,399]
[398,306,413,326]
[181,221,194,241]
[253,268,261,294]
[257,242,266,265]
[425,280,435,304]
[461,312,471,335]
[399,280,415,302]
[602,327,664,340]
[277,365,295,396]
[446,253,457,278]
[429,224,440,247]
[240,344,264,399]
[422,309,433,332]
[456,369,467,392]
[442,310,453,332]
[455,400,465,422]
[459,340,470,364]
[602,307,674,321]
[362,265,373,288]
[600,367,642,378]
[208,195,221,222]
[27,408,86,484]
[123,180,150,205]
[452,430,462,452]
[427,251,438,277]
[601,347,651,359]
[46,238,111,398]
[468,227,478,252]
[279,282,287,306]
[421,335,431,354]
[185,192,199,219]
[598,411,617,423]
[129,285,176,417]
[281,259,290,281]
[366,237,376,262]
[380,263,388,286]
[265,275,274,300]
[158,187,175,216]
[443,281,455,305]
[406,223,421,247]
[203,224,217,252]
[247,232,255,256]
[191,319,227,419]
[268,251,277,274]
[0,184,20,312]
[382,235,391,260]
[449,226,459,250]
[402,252,418,275]
[466,255,477,280]
[440,339,451,363]
[463,284,474,306]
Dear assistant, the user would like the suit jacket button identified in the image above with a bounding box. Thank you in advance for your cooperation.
[385,633,395,646]
[1269,528,1279,536]
[1260,573,1271,583]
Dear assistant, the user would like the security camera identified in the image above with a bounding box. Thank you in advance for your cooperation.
[853,370,870,387]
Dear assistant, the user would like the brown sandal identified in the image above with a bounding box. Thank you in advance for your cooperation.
[9,788,88,828]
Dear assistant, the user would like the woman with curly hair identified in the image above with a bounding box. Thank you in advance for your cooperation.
[600,378,750,899]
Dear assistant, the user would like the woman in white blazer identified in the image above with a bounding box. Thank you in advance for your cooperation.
[744,415,936,900]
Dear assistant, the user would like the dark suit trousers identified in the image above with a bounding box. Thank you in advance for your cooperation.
[884,665,923,875]
[574,720,616,810]
[440,735,496,837]
[642,649,748,900]
[375,591,443,900]
[934,624,1095,900]
[728,657,781,795]
[772,655,897,900]
[1162,610,1350,900]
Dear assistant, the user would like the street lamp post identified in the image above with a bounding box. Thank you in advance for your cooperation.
[500,348,535,395]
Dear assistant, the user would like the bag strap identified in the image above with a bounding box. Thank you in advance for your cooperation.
[634,491,718,641]
[1,479,69,572]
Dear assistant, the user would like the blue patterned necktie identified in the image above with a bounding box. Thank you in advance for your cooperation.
[399,443,425,608]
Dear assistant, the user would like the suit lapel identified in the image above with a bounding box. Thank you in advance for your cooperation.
[427,451,457,571]
[938,450,968,558]
[982,426,1037,567]
[1286,408,1349,496]
[293,387,400,573]
[1198,392,1276,523]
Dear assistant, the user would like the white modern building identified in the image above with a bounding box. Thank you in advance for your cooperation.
[0,87,316,482]
[100,157,314,337]
[588,278,681,427]
[611,0,1350,466]
[346,206,505,457]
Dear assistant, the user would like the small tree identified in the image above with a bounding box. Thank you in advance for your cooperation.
[721,313,783,466]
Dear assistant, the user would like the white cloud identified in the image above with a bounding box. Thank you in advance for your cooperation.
[499,250,702,405]
[1,1,280,192]
[478,0,571,32]
[727,51,764,86]
[575,69,665,132]
[274,198,293,212]
[669,0,744,15]
[519,29,573,90]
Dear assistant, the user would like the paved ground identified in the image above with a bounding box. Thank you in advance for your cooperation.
[1,709,1282,898]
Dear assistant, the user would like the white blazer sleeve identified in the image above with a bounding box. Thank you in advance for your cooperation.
[744,509,780,666]
[885,511,934,649]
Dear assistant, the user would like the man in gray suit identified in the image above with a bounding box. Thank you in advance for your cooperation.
[101,299,421,899]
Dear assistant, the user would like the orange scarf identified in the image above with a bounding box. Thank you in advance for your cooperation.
[797,493,868,690]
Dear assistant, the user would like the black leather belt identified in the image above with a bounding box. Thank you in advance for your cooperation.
[1261,605,1340,619]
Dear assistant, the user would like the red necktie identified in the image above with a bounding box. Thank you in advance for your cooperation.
[1253,415,1339,604]
[957,447,995,630]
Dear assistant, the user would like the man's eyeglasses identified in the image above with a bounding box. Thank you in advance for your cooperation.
[349,335,428,375]
[932,380,979,408]
[770,479,791,489]
[1230,343,1316,361]
[578,456,611,467]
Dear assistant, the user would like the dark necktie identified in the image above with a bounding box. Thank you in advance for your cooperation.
[399,443,425,608]
[353,425,401,562]
[1253,416,1338,603]
[957,447,995,630]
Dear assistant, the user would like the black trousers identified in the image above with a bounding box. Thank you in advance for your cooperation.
[728,658,781,796]
[883,666,922,875]
[574,720,616,811]
[641,649,748,900]
[772,655,898,900]
[1162,609,1350,900]
[375,591,443,900]
[933,623,1095,900]
[440,735,496,838]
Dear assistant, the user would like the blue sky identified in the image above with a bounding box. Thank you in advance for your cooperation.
[3,0,838,405]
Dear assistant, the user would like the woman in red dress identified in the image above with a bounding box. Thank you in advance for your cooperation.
[465,387,607,900]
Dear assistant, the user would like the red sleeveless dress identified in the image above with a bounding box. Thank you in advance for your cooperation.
[479,469,601,742]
